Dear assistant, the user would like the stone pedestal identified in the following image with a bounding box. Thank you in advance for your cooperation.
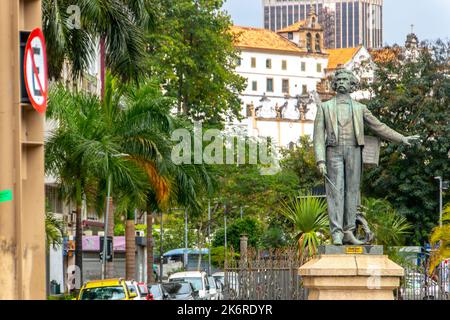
[299,246,404,300]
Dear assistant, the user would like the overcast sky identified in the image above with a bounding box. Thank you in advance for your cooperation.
[222,0,450,46]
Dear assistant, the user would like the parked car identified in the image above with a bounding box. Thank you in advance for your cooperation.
[125,280,153,300]
[207,276,218,300]
[77,279,137,300]
[213,271,239,297]
[169,271,211,300]
[148,283,170,300]
[208,276,224,300]
[162,281,198,300]
[400,272,449,300]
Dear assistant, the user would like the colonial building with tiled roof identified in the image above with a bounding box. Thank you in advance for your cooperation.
[229,8,328,147]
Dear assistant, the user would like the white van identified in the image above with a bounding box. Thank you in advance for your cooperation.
[169,271,211,300]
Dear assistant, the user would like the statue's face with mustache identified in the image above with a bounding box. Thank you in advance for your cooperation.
[334,73,352,94]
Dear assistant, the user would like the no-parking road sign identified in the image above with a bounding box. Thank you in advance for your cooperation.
[24,28,48,113]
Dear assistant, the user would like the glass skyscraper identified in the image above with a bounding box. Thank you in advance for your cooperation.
[263,0,383,49]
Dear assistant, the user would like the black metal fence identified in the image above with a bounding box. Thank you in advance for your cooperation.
[397,263,450,300]
[224,246,450,300]
[223,247,307,300]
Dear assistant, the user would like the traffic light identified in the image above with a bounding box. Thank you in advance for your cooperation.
[99,236,113,262]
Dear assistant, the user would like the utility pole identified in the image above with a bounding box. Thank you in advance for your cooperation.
[224,203,228,268]
[208,200,212,275]
[435,176,443,227]
[0,0,46,299]
[434,176,449,227]
[101,175,112,279]
[184,208,189,269]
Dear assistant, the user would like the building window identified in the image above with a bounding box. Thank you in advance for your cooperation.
[306,33,312,53]
[251,57,256,68]
[246,104,253,117]
[315,34,321,52]
[288,32,293,40]
[336,2,341,48]
[282,60,287,70]
[267,78,274,92]
[276,6,281,31]
[266,59,272,69]
[252,81,257,91]
[348,2,354,47]
[237,57,241,66]
[302,84,308,94]
[282,79,289,94]
[301,61,306,72]
[282,6,288,29]
[342,2,347,48]
[317,63,322,73]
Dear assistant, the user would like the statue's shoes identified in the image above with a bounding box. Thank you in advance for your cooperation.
[343,231,364,245]
[332,234,343,246]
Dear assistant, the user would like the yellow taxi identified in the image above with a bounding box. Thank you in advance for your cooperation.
[77,278,137,300]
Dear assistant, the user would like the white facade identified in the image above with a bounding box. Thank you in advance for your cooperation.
[326,45,376,100]
[232,49,327,147]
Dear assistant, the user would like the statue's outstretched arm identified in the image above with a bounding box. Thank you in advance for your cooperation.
[363,106,419,145]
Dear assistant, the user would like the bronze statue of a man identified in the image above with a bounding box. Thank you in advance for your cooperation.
[313,69,419,245]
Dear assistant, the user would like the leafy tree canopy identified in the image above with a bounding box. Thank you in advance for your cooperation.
[360,40,450,245]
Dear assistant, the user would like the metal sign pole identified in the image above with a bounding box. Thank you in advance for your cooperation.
[101,175,112,280]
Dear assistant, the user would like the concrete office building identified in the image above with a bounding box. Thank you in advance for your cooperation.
[263,0,384,49]
[0,0,46,299]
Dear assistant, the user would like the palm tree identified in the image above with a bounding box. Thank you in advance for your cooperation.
[280,194,329,263]
[360,198,413,249]
[45,211,65,252]
[42,0,148,88]
[45,84,149,282]
[429,204,450,276]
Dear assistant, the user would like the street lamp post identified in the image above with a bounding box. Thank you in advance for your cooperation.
[101,174,112,280]
[434,176,449,227]
[184,208,188,268]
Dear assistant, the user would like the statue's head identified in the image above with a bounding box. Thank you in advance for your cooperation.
[331,69,359,94]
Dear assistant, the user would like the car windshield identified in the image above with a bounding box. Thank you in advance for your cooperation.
[162,282,192,295]
[137,284,148,295]
[127,284,137,295]
[208,277,216,289]
[80,286,126,300]
[171,277,202,291]
[149,285,162,297]
[213,276,224,284]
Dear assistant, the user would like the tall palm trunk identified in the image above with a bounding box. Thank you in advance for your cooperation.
[125,218,136,280]
[146,206,155,283]
[106,197,115,278]
[100,35,106,98]
[75,204,83,286]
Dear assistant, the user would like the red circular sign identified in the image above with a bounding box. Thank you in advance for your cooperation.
[24,28,48,113]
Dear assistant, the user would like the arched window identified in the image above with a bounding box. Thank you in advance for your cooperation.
[315,33,321,52]
[306,33,312,53]
[311,17,316,28]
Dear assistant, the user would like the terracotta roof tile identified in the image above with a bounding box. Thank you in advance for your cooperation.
[369,47,402,63]
[276,20,308,33]
[327,46,362,70]
[230,25,304,54]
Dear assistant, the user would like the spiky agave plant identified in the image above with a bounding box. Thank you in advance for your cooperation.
[280,194,329,262]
